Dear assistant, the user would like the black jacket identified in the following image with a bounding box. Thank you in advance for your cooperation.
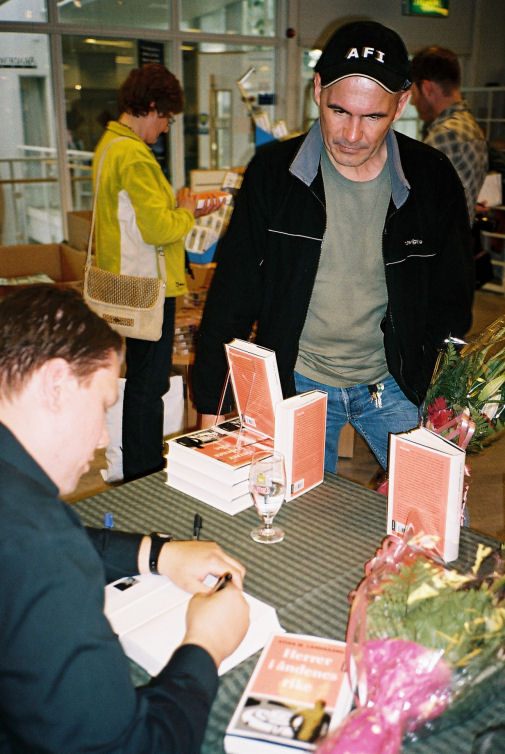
[193,123,474,412]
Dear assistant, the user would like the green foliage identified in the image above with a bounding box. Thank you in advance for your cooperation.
[424,318,505,453]
[365,554,505,676]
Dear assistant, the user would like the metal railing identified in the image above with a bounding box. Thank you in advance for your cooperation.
[0,147,93,245]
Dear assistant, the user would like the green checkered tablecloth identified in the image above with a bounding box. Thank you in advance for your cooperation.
[73,472,505,753]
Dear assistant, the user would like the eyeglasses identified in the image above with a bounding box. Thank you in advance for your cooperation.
[157,112,175,126]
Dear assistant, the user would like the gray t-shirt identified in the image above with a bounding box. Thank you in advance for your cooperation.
[295,147,391,387]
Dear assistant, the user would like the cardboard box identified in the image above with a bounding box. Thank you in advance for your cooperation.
[0,243,86,296]
[67,210,92,251]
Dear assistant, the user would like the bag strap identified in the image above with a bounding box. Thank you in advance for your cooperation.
[87,135,166,283]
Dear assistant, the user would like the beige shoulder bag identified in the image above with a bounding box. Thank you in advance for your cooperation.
[83,137,166,341]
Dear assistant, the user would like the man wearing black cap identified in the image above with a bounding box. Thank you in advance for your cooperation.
[193,21,474,475]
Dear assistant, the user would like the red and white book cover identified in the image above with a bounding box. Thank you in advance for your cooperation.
[225,339,284,440]
[167,419,273,483]
[387,427,465,562]
[224,633,354,753]
[275,390,327,501]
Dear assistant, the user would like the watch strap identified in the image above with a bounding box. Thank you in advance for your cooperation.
[149,532,173,574]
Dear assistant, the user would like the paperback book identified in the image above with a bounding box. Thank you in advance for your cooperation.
[224,633,354,753]
[274,390,327,501]
[104,573,282,678]
[387,426,466,561]
[225,339,283,440]
[166,418,273,485]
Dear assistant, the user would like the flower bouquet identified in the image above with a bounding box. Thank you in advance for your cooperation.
[317,534,505,754]
[423,315,505,453]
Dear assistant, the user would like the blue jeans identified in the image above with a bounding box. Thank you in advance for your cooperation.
[294,372,420,473]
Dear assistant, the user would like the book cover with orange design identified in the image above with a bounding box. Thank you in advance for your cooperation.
[387,427,465,562]
[274,391,327,501]
[224,633,354,753]
[167,418,273,484]
[225,339,284,440]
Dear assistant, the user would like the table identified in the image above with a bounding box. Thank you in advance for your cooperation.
[72,472,505,753]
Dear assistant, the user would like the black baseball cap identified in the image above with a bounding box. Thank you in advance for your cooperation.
[314,21,411,94]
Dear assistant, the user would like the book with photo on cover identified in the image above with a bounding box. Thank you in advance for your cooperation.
[387,426,466,562]
[274,390,327,501]
[166,418,273,484]
[224,633,354,753]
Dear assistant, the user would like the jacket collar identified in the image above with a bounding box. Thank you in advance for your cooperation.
[106,119,145,145]
[0,422,58,496]
[290,120,410,209]
[427,99,472,131]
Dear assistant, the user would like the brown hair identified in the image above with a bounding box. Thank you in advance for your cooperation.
[411,46,461,95]
[0,285,123,398]
[117,63,184,117]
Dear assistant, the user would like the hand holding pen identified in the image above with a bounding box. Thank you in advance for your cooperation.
[183,572,250,668]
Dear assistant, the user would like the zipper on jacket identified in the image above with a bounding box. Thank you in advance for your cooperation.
[382,207,422,407]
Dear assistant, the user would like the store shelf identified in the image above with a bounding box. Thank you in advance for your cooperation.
[481,205,505,294]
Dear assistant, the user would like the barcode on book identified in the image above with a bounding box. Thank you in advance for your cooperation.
[392,520,406,534]
[292,479,304,493]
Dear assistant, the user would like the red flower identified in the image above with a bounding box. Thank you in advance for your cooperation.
[426,396,454,429]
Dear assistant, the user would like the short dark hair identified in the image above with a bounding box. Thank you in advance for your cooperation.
[411,46,461,95]
[0,285,123,398]
[117,63,184,118]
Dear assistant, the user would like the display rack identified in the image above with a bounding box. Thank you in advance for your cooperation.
[481,205,505,294]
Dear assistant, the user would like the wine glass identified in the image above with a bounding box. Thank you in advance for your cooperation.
[248,451,286,543]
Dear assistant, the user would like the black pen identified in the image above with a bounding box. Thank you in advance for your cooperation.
[213,572,232,592]
[192,513,203,540]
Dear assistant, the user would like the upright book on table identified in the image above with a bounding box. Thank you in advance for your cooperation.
[224,633,354,753]
[387,426,466,562]
[104,573,282,678]
[274,390,327,501]
[224,339,283,441]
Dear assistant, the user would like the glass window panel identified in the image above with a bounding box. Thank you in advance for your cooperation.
[62,36,172,209]
[0,0,46,23]
[182,42,277,177]
[0,33,63,246]
[58,0,170,31]
[181,0,276,38]
[300,48,318,132]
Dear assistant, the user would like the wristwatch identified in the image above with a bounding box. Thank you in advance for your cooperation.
[149,532,173,574]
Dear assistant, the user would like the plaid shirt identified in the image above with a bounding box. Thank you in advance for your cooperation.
[424,100,488,222]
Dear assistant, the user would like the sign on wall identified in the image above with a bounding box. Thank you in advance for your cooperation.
[402,0,449,16]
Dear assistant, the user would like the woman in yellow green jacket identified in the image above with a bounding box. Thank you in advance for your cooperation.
[93,63,220,481]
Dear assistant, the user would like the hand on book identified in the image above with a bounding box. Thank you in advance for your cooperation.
[157,540,246,594]
[176,187,225,218]
[182,583,250,668]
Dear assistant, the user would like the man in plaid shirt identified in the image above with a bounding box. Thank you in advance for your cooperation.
[411,46,488,224]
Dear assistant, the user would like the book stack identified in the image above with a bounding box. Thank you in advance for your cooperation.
[166,339,282,514]
[387,426,466,561]
[166,338,327,514]
[224,633,354,753]
[165,418,274,515]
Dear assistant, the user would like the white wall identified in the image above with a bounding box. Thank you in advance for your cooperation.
[295,0,505,88]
